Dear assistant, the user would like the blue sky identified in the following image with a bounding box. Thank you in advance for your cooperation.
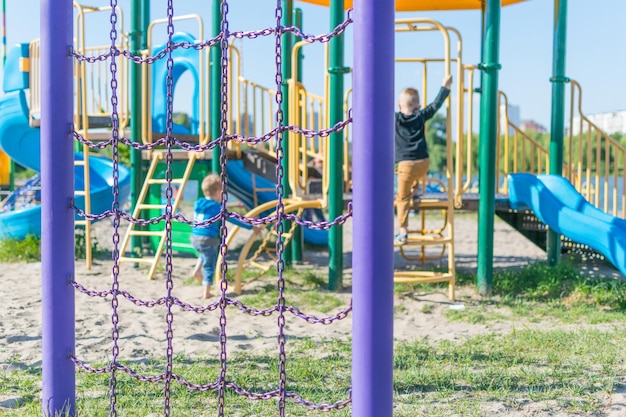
[4,1,626,129]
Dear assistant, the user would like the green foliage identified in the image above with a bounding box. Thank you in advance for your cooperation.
[0,227,106,263]
[0,235,41,262]
[172,111,192,131]
[425,112,448,173]
[74,228,102,260]
[13,164,37,181]
[97,143,131,167]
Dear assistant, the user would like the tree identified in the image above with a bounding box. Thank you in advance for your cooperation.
[425,112,448,173]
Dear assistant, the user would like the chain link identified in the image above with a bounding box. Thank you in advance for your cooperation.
[161,1,177,415]
[72,9,353,65]
[106,0,121,414]
[73,357,351,410]
[71,3,355,415]
[217,2,232,416]
[272,2,289,416]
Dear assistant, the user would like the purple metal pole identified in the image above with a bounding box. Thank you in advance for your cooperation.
[41,0,75,415]
[351,0,395,416]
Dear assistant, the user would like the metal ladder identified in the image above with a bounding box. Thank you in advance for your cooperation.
[118,151,196,279]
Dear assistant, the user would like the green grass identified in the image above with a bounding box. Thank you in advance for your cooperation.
[2,328,624,416]
[409,259,626,326]
[237,268,345,313]
[488,259,626,324]
[0,235,41,262]
[2,255,626,415]
[0,228,105,263]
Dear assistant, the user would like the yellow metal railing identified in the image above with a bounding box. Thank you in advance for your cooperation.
[287,40,329,197]
[393,18,457,298]
[343,88,352,192]
[28,40,41,124]
[496,91,550,195]
[73,3,130,268]
[74,3,130,132]
[396,19,468,212]
[456,64,478,201]
[289,80,326,196]
[230,43,278,155]
[567,79,626,218]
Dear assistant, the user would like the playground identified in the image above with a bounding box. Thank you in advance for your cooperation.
[1,0,626,416]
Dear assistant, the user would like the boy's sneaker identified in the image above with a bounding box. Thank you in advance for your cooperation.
[394,233,408,245]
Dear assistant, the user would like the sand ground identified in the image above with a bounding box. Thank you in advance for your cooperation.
[0,212,624,416]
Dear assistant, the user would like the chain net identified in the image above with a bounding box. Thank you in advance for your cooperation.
[69,1,354,415]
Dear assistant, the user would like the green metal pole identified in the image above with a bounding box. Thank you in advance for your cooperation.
[211,0,223,173]
[141,1,149,50]
[547,0,568,266]
[281,0,293,265]
[328,0,345,290]
[295,9,304,82]
[129,0,143,258]
[480,0,485,70]
[476,0,501,296]
[291,7,304,262]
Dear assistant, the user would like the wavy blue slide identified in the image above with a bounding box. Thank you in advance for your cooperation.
[226,160,328,246]
[508,173,626,276]
[0,89,131,240]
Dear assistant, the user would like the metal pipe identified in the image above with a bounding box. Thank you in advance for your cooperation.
[211,0,222,173]
[476,0,502,296]
[328,0,345,290]
[352,0,394,415]
[41,0,75,414]
[281,0,294,264]
[548,0,568,265]
[130,0,143,258]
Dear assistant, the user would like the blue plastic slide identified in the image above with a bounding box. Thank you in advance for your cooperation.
[508,173,626,276]
[226,160,328,246]
[0,89,131,240]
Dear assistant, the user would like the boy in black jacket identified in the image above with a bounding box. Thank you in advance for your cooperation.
[394,74,452,244]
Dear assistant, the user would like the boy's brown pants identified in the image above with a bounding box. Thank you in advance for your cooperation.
[395,158,430,229]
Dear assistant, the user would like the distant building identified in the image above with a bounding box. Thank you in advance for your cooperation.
[520,119,548,134]
[570,110,626,135]
[500,103,520,135]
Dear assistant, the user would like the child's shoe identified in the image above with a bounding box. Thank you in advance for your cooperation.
[394,233,408,245]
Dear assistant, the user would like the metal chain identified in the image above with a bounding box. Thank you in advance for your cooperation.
[72,9,353,66]
[162,0,177,415]
[107,1,121,415]
[217,1,231,416]
[71,2,356,415]
[272,2,288,415]
[73,356,351,410]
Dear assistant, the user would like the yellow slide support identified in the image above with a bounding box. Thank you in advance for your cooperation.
[215,198,325,295]
[0,151,10,187]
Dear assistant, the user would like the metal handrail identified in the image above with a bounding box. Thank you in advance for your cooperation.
[568,79,626,217]
[497,90,550,194]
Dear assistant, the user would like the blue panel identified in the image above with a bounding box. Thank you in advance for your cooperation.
[3,43,30,93]
[151,32,201,134]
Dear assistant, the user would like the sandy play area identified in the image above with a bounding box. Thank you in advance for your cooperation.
[1,213,624,416]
